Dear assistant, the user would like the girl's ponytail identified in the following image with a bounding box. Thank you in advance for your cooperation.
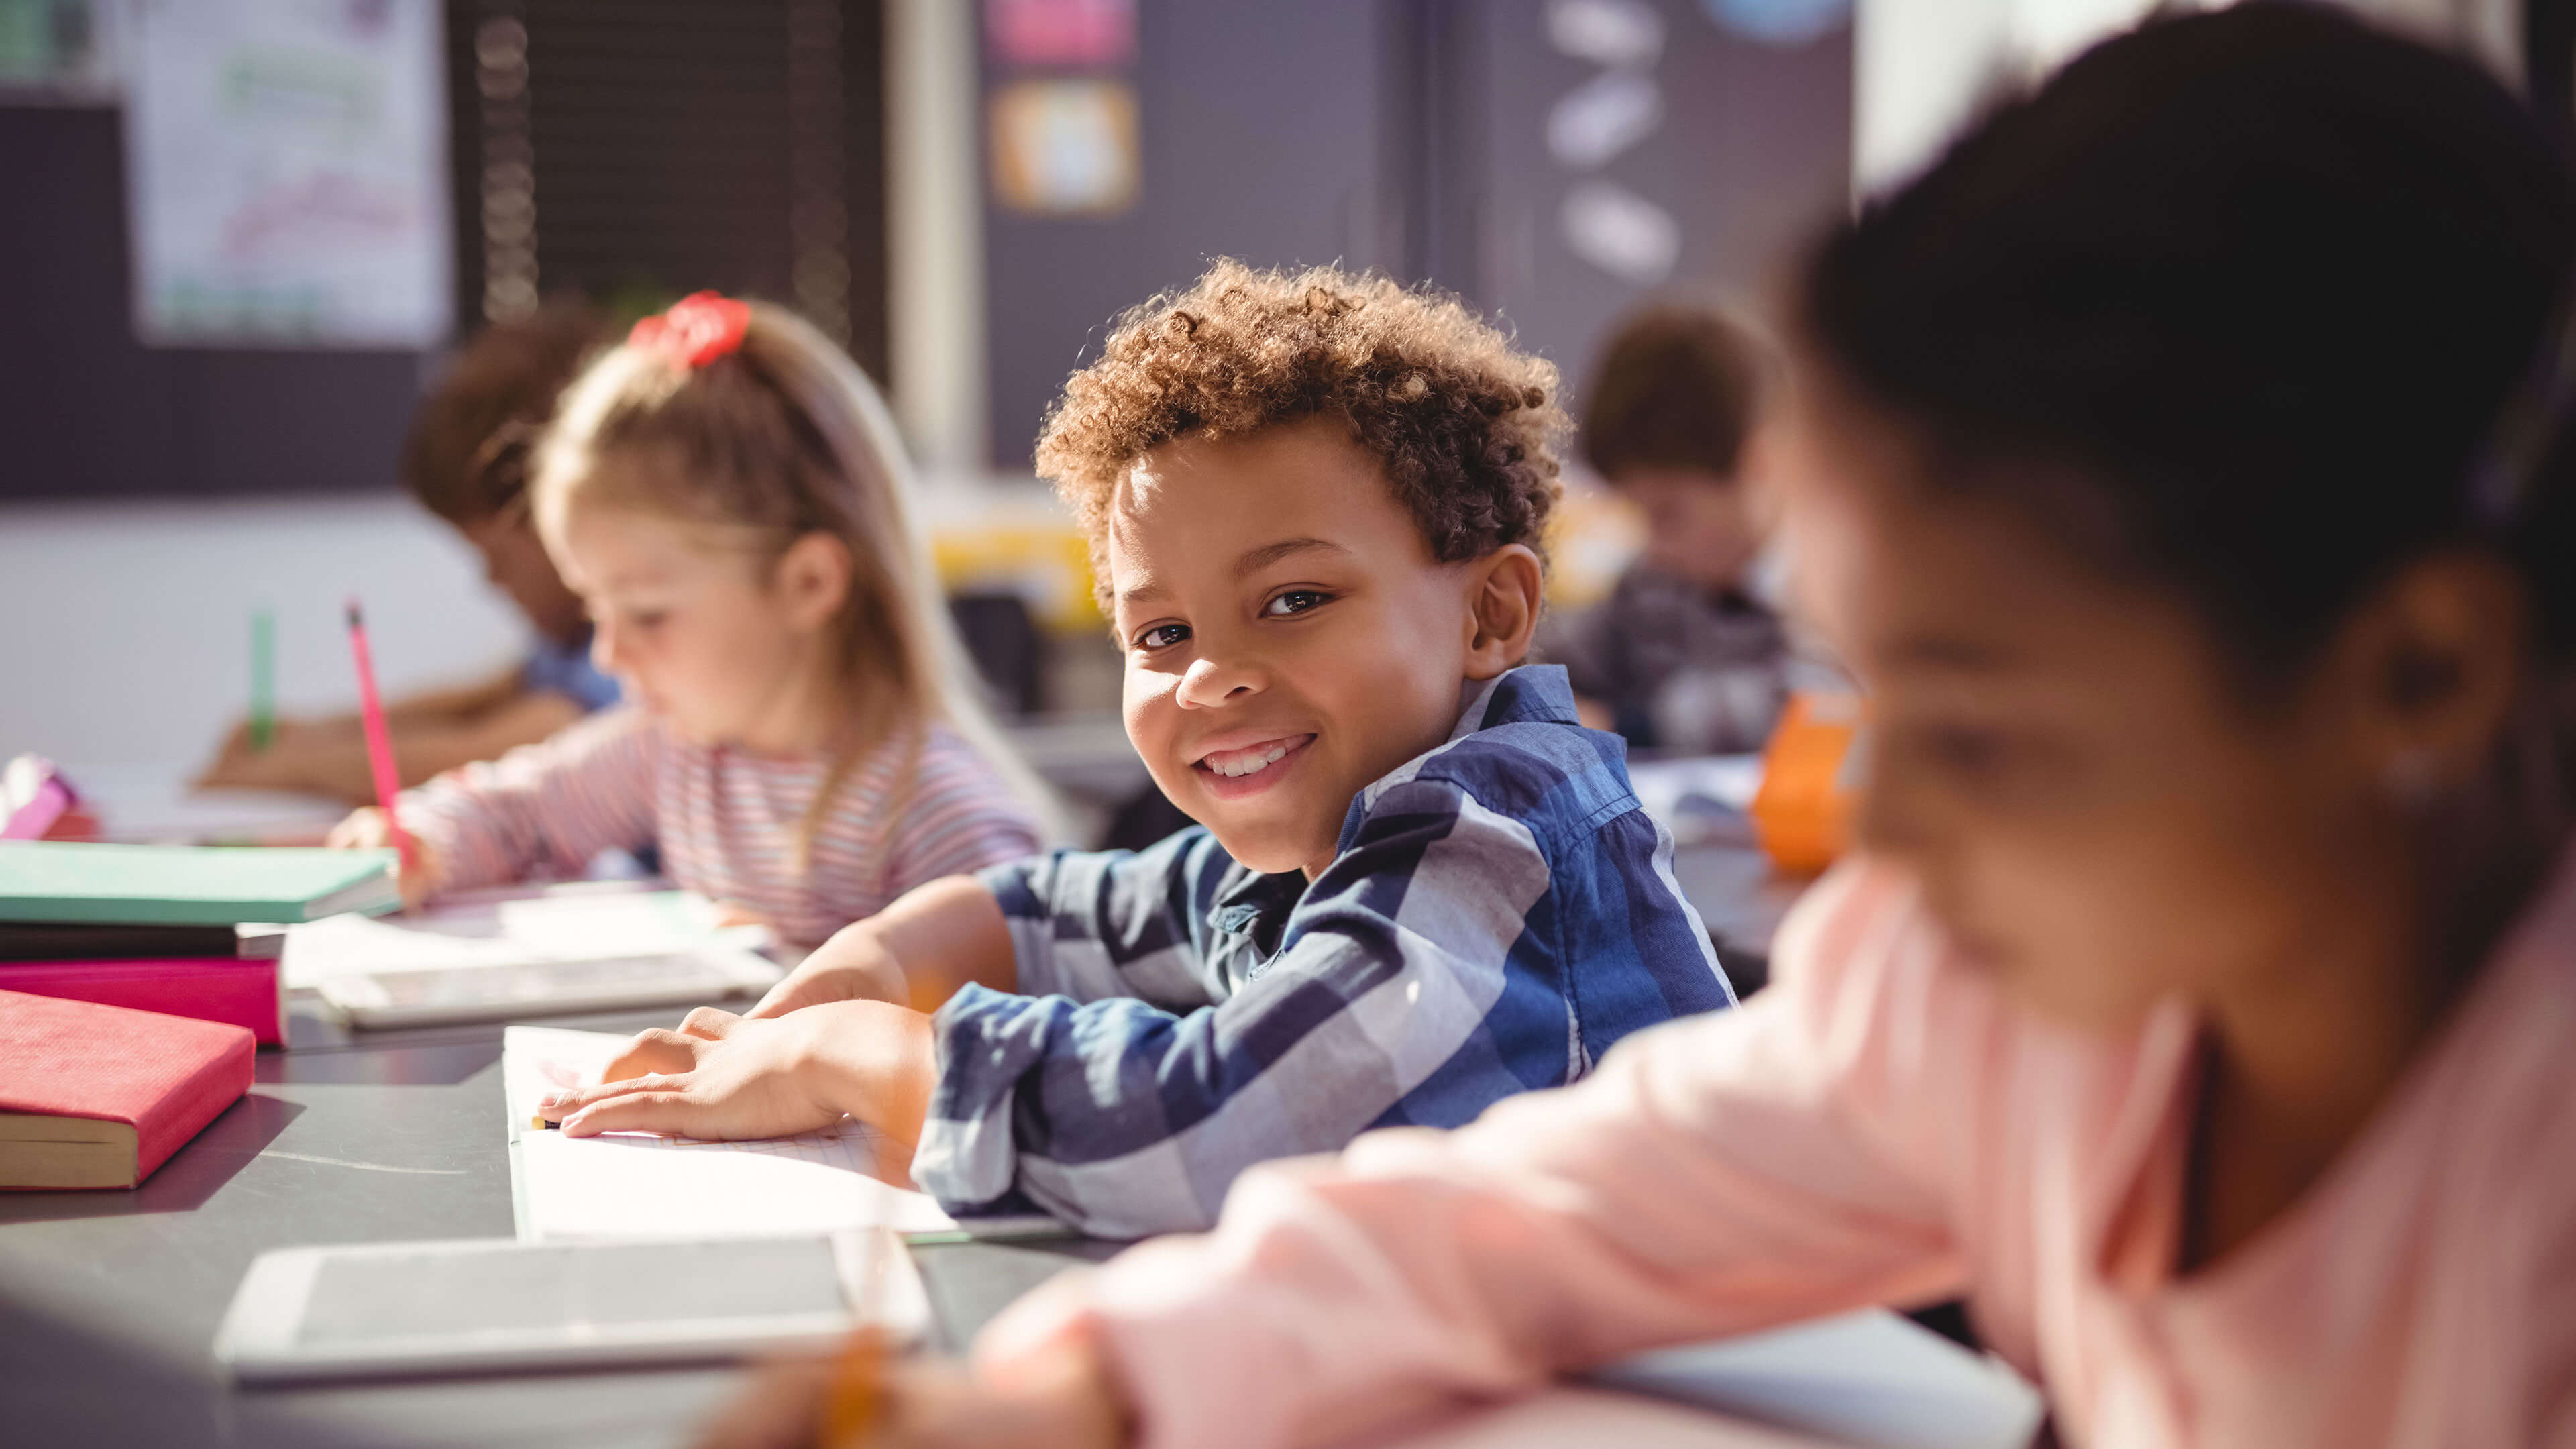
[739,307,1070,855]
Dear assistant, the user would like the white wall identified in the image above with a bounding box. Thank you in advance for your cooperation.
[0,495,527,772]
[1854,0,2519,197]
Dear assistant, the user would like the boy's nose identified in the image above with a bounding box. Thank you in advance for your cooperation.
[1174,653,1262,709]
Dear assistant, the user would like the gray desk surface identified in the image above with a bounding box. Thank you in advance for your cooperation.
[0,843,1803,1448]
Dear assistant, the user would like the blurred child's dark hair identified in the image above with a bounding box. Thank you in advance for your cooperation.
[1581,302,1771,484]
[400,301,608,525]
[1799,3,2576,682]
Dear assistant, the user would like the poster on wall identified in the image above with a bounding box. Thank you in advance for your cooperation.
[121,0,451,348]
[0,0,121,102]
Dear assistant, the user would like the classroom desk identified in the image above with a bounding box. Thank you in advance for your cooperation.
[0,843,1815,1449]
[0,1000,755,1449]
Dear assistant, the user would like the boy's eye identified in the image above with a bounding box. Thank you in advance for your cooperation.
[1134,622,1191,651]
[1261,590,1330,619]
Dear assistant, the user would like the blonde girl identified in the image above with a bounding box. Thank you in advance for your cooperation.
[333,294,1053,947]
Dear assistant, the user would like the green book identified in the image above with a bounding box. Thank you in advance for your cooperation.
[0,843,402,926]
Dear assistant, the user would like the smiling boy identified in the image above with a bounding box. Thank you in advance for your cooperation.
[543,262,1735,1236]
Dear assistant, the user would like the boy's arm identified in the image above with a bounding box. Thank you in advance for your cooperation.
[911,780,1570,1239]
[743,875,1022,1018]
[557,837,1218,1147]
[747,828,1220,1019]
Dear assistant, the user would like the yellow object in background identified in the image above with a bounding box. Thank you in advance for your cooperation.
[1750,691,1864,875]
[928,508,1104,635]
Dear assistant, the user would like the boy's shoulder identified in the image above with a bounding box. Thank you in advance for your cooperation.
[1349,666,1640,855]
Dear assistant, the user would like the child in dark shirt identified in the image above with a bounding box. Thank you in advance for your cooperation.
[1548,302,1791,754]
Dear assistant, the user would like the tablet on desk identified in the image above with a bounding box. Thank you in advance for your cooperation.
[317,948,779,1028]
[216,1231,925,1384]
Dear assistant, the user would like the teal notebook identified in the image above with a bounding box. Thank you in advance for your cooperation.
[0,843,402,926]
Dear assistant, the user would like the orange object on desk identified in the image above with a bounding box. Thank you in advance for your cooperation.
[1750,692,1864,875]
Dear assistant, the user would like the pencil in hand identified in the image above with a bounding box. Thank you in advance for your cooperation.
[345,600,413,875]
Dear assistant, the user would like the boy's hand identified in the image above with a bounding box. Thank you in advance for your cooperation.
[693,1330,1128,1449]
[547,1000,938,1148]
[325,807,443,910]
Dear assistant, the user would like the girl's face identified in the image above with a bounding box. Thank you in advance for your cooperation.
[1778,384,2408,1032]
[545,494,848,753]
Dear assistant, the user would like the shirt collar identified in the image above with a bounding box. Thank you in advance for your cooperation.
[1213,666,1584,964]
[1444,664,1580,743]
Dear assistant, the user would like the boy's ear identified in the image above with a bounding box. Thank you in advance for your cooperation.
[773,531,856,633]
[1462,543,1544,680]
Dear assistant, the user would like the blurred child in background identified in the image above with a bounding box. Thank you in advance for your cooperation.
[331,294,1049,948]
[198,302,619,802]
[1545,302,1788,754]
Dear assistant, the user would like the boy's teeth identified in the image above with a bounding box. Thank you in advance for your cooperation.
[1208,742,1292,778]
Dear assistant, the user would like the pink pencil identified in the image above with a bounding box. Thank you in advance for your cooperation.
[345,602,413,871]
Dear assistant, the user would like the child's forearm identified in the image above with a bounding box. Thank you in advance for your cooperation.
[870,875,1020,1004]
[753,875,1018,1018]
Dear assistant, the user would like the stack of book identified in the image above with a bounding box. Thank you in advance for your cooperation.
[0,841,401,1046]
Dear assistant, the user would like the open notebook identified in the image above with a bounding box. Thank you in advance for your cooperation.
[502,1026,958,1241]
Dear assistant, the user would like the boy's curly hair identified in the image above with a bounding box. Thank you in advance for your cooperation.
[1036,260,1567,590]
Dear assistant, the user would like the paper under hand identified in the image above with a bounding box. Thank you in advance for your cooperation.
[503,1025,956,1241]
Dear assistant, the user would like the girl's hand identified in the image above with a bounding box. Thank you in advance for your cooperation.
[547,1000,937,1147]
[325,807,444,910]
[747,925,912,1019]
[694,1329,1128,1449]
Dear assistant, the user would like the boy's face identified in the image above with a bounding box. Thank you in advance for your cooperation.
[461,508,591,645]
[1109,419,1492,879]
[1616,462,1766,593]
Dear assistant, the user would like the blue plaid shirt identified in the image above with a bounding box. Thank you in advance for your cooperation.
[910,665,1736,1236]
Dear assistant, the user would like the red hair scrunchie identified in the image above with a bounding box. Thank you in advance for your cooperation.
[629,292,752,370]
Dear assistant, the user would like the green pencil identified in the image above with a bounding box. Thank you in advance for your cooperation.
[250,607,276,752]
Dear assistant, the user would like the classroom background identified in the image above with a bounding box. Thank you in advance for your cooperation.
[0,0,2532,829]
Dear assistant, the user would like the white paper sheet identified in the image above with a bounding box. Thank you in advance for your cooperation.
[503,1026,956,1242]
[285,885,771,989]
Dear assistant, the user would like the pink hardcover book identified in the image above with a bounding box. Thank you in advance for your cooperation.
[0,957,284,1046]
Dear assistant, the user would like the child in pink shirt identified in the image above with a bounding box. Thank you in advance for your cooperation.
[333,295,1051,946]
[692,9,2576,1446]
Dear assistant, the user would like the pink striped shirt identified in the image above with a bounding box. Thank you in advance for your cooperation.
[401,708,1045,947]
[995,853,2576,1449]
